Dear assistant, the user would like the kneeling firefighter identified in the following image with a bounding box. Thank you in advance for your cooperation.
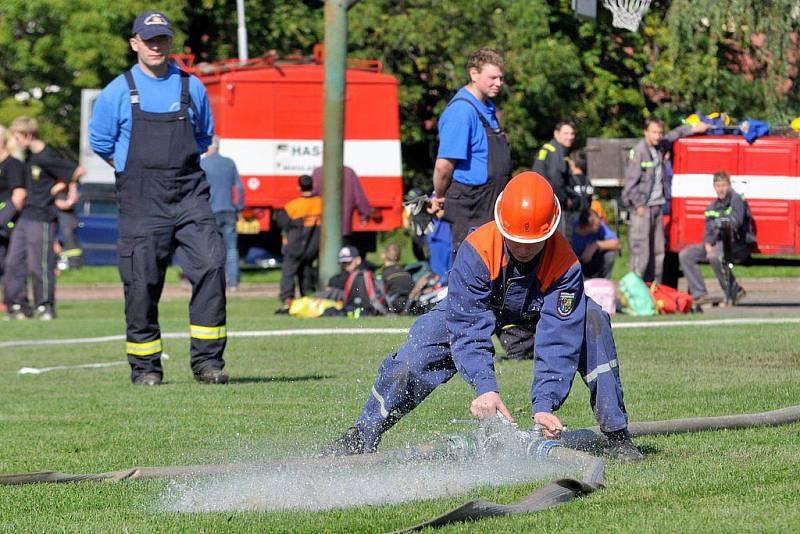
[326,171,642,461]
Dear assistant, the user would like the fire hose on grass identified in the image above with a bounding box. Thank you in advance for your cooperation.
[2,405,799,531]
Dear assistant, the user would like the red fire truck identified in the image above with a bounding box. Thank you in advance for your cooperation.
[179,48,404,253]
[669,136,800,256]
[586,135,800,258]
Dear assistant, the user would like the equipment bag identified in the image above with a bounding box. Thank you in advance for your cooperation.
[344,269,388,315]
[583,278,617,316]
[617,272,656,316]
[289,297,343,318]
[647,282,693,314]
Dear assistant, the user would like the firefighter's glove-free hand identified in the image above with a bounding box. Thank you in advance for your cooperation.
[471,391,514,422]
[534,412,564,439]
[403,195,435,236]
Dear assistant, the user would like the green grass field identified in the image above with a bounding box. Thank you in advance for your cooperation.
[1,297,799,532]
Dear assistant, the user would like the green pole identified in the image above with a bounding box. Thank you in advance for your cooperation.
[319,0,349,287]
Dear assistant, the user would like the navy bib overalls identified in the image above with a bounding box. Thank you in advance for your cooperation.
[117,69,227,381]
[442,97,512,256]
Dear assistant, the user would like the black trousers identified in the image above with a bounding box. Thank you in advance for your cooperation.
[582,249,617,279]
[118,214,227,377]
[279,252,317,302]
[444,179,505,257]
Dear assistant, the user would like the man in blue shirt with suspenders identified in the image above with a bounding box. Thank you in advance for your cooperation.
[431,48,513,257]
[90,11,228,386]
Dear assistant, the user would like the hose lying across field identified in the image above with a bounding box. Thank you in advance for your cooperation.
[397,404,800,532]
[2,405,800,532]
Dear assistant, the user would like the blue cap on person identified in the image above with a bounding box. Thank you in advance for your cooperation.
[132,11,174,40]
[338,246,359,263]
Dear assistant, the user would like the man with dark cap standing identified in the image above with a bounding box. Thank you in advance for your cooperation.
[89,11,228,386]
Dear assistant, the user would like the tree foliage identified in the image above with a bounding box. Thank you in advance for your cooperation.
[650,0,800,124]
[2,0,800,185]
[0,0,184,153]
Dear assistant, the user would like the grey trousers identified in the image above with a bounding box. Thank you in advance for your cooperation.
[628,205,664,283]
[679,242,748,298]
[3,218,57,313]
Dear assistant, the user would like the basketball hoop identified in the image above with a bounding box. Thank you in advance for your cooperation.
[602,0,652,32]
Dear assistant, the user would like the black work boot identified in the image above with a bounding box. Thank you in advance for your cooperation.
[603,428,644,462]
[133,372,163,386]
[322,427,368,456]
[194,368,229,384]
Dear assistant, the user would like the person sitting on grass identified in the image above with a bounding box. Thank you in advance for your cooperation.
[318,245,386,317]
[378,243,413,313]
[570,208,621,279]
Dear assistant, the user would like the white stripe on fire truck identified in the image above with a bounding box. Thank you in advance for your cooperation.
[672,174,800,200]
[218,139,402,177]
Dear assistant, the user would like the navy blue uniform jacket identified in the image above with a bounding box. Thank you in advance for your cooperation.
[447,221,586,414]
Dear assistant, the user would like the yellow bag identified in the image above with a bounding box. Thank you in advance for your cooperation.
[288,297,343,318]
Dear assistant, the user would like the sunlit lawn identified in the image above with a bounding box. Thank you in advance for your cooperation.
[1,296,799,532]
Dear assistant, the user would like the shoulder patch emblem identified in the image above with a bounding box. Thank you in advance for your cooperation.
[557,291,576,316]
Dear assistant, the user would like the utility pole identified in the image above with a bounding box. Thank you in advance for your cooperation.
[236,0,248,62]
[319,0,361,286]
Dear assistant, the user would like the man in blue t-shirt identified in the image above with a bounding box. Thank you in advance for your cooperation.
[431,48,512,256]
[89,11,228,387]
[571,209,620,279]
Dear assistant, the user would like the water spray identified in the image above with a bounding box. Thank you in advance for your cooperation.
[2,405,800,531]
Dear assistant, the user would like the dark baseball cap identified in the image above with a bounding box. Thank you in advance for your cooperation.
[338,246,360,263]
[132,11,174,40]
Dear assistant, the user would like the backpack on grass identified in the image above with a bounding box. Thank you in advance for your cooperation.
[617,272,656,316]
[647,282,693,314]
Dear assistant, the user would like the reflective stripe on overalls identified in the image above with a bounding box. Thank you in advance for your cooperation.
[117,69,227,380]
[443,97,513,256]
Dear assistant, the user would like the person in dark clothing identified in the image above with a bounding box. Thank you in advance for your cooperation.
[678,171,753,305]
[277,174,322,312]
[0,125,28,316]
[89,11,228,386]
[54,189,83,270]
[568,158,593,215]
[10,119,84,274]
[327,245,363,293]
[201,135,244,290]
[379,243,413,313]
[318,245,385,316]
[5,116,84,320]
[532,121,581,240]
[571,209,620,279]
[431,48,512,257]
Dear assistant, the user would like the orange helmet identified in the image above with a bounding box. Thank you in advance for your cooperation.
[494,171,561,243]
